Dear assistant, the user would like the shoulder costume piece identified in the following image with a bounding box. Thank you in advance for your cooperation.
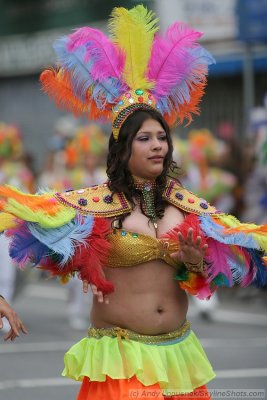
[0,178,266,299]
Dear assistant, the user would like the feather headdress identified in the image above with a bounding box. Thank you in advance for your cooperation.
[40,5,214,140]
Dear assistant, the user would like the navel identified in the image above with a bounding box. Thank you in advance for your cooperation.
[157,306,164,314]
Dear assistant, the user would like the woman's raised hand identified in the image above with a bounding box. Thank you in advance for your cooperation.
[83,281,109,304]
[171,227,208,265]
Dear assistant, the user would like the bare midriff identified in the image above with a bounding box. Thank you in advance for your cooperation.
[90,259,188,335]
[90,202,188,335]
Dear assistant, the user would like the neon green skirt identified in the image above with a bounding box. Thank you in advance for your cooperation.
[62,322,215,393]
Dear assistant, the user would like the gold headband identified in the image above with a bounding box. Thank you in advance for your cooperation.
[111,89,157,141]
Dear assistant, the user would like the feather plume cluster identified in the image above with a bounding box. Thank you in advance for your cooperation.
[40,5,214,130]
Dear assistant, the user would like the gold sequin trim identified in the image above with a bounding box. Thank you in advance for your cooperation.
[88,320,190,344]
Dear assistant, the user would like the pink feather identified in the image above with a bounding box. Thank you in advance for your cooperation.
[205,238,233,285]
[147,22,202,97]
[67,27,126,82]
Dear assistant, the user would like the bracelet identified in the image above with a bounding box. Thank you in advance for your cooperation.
[0,294,5,300]
[184,259,206,274]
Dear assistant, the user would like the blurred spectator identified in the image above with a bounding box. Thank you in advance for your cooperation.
[0,122,35,334]
[216,121,250,218]
[241,104,267,225]
[38,119,108,329]
[173,128,237,320]
[173,128,237,213]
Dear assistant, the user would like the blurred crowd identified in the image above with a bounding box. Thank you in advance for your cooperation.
[0,109,267,331]
[0,117,108,332]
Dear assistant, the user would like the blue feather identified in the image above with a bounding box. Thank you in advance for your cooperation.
[190,46,216,69]
[54,39,94,101]
[91,77,123,108]
[248,249,267,287]
[154,96,170,114]
[54,38,122,104]
[199,215,259,249]
[28,215,94,266]
[9,226,49,266]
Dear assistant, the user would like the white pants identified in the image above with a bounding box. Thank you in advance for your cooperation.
[0,235,16,302]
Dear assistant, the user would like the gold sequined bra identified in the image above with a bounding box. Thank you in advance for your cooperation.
[106,229,179,269]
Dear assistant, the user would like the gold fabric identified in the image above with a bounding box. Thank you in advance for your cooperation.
[54,183,131,217]
[163,179,218,215]
[106,228,179,268]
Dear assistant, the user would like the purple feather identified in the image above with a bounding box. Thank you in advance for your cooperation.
[147,22,201,97]
[67,27,126,82]
[54,36,125,104]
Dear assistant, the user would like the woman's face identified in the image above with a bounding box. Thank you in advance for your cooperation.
[128,118,169,180]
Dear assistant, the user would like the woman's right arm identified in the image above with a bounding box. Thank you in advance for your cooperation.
[0,295,28,341]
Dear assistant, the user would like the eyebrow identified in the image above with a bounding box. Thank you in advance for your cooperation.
[136,130,166,135]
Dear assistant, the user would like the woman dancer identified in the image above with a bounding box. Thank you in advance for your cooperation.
[0,5,266,400]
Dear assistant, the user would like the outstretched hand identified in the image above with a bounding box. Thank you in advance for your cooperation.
[171,227,208,265]
[83,281,109,304]
[0,297,28,341]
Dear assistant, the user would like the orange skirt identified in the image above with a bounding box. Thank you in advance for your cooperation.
[77,375,211,400]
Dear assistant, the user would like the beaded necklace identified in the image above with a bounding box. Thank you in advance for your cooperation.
[133,176,158,229]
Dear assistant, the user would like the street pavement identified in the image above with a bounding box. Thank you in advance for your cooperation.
[0,278,266,400]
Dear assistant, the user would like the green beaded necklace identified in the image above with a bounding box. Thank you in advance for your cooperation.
[133,176,158,229]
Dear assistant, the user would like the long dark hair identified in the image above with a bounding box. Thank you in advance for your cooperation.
[107,109,177,222]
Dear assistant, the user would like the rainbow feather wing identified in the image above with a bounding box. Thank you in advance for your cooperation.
[0,185,113,294]
[199,214,267,289]
[171,212,267,299]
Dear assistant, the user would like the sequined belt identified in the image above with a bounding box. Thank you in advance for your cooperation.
[88,320,190,344]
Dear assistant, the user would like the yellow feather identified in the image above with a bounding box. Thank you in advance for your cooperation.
[109,5,158,90]
[0,212,17,231]
[4,198,76,229]
[217,214,267,251]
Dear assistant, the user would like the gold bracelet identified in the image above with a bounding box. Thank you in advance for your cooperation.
[184,259,205,274]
